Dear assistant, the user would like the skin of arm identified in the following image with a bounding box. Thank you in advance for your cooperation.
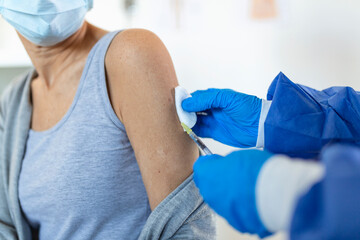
[105,29,199,210]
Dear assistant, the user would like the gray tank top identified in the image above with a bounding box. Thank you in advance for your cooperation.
[18,31,151,240]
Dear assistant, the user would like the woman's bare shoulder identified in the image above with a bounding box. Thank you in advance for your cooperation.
[105,28,178,122]
[106,28,168,65]
[105,29,175,91]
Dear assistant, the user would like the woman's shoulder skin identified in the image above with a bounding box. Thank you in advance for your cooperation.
[105,29,199,210]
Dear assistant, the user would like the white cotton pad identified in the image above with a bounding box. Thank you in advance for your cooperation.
[175,86,197,129]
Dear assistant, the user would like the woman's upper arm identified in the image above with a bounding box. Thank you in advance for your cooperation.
[105,29,199,210]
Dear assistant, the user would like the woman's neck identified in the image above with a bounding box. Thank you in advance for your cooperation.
[18,22,106,87]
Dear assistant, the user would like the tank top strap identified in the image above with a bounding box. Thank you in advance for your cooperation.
[91,30,123,69]
[76,30,125,130]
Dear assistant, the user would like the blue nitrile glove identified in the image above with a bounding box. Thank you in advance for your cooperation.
[181,89,262,148]
[193,149,273,237]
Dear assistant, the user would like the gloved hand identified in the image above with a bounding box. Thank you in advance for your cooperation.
[181,88,262,148]
[193,149,273,237]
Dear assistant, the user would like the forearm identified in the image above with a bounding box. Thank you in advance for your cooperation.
[256,155,325,232]
[290,144,360,240]
[257,144,360,240]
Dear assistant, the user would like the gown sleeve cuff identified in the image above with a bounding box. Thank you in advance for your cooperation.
[256,99,272,148]
[255,155,325,232]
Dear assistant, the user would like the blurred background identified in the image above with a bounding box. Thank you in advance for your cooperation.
[1,0,360,239]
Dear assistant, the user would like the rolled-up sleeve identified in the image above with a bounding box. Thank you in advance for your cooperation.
[138,174,216,240]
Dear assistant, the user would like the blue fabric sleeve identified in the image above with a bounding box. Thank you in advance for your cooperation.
[290,144,360,240]
[265,72,360,158]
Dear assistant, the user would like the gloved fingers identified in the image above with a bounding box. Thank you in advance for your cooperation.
[191,114,214,138]
[194,154,223,168]
[227,149,273,162]
[193,154,224,185]
[181,88,226,112]
[194,150,272,192]
[193,114,239,148]
[192,113,227,140]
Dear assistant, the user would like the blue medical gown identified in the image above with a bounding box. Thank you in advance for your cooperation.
[265,73,360,158]
[290,144,360,240]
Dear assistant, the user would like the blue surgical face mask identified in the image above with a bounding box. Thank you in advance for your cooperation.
[0,0,93,46]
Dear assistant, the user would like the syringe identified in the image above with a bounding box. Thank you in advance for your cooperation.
[181,122,213,156]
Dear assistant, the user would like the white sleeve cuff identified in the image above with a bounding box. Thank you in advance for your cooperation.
[256,99,272,148]
[255,155,325,232]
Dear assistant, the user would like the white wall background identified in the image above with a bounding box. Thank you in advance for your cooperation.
[1,0,360,239]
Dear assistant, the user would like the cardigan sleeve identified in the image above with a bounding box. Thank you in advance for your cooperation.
[138,174,216,240]
[0,84,18,240]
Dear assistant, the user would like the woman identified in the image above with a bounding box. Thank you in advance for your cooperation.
[0,0,215,239]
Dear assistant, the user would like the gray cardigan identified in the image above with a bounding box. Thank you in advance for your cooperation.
[0,71,216,240]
